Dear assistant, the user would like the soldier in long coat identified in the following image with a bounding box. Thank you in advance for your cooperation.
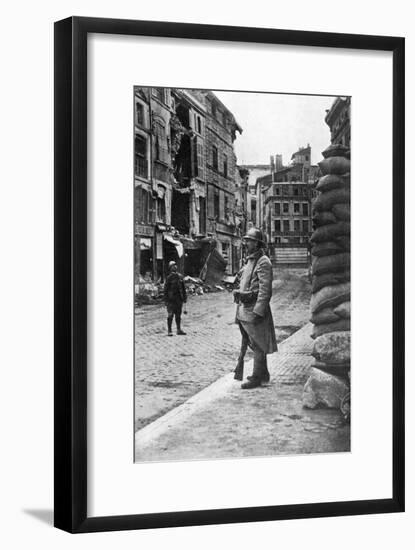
[233,228,277,389]
[164,261,187,336]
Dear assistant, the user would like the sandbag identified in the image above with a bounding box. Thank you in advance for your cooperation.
[334,301,351,319]
[321,143,350,160]
[318,156,351,175]
[310,306,341,325]
[312,253,350,276]
[312,331,351,364]
[335,235,351,251]
[302,367,349,409]
[316,173,350,192]
[310,221,350,243]
[332,203,351,222]
[311,361,350,378]
[311,271,350,293]
[312,210,337,227]
[311,241,345,257]
[311,318,351,339]
[310,282,351,314]
[312,188,350,213]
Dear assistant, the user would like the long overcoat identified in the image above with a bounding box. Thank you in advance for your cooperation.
[235,249,278,355]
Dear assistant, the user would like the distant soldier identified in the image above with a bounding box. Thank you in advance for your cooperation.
[233,228,277,389]
[164,261,187,336]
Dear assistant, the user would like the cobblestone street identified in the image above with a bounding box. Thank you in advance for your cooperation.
[135,267,312,430]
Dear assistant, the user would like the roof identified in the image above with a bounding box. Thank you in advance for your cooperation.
[291,145,311,160]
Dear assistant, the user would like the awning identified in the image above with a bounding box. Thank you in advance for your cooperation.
[180,237,201,250]
[163,234,184,258]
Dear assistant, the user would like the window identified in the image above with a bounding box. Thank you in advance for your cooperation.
[274,186,280,195]
[294,203,300,213]
[137,188,154,224]
[153,87,164,102]
[294,188,299,196]
[275,237,281,244]
[199,197,206,233]
[305,155,309,161]
[135,135,148,179]
[274,202,281,215]
[302,220,309,233]
[157,198,166,222]
[274,220,281,232]
[303,203,309,216]
[214,191,220,219]
[223,154,228,178]
[135,102,144,126]
[283,220,290,232]
[196,140,204,180]
[222,111,227,127]
[283,202,289,214]
[212,145,218,171]
[294,220,300,232]
[211,102,217,118]
[197,116,202,134]
[153,120,168,164]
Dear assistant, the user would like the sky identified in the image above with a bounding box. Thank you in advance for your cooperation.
[214,90,337,167]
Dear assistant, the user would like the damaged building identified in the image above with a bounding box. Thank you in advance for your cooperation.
[134,87,244,289]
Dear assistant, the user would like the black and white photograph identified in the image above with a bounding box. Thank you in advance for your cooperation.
[134,87,351,462]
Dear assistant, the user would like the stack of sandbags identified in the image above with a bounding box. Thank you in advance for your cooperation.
[303,143,351,409]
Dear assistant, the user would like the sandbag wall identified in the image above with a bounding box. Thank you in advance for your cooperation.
[302,143,351,410]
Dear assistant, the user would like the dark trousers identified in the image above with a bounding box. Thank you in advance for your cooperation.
[167,301,183,331]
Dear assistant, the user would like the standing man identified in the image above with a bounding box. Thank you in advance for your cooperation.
[164,260,187,336]
[233,228,277,389]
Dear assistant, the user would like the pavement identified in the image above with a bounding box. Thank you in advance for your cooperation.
[135,323,350,462]
[135,268,313,431]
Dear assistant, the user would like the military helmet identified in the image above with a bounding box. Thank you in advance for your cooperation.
[242,227,266,245]
[168,260,177,270]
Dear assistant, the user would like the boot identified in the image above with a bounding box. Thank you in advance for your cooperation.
[241,376,261,389]
[242,352,266,389]
[167,318,173,336]
[247,356,270,383]
[233,359,244,381]
[176,318,186,335]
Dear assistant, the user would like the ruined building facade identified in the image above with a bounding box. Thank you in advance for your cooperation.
[134,87,243,285]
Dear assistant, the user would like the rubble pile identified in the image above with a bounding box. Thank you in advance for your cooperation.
[135,274,229,306]
[303,143,351,413]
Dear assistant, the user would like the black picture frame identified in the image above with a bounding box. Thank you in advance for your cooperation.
[54,16,405,533]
